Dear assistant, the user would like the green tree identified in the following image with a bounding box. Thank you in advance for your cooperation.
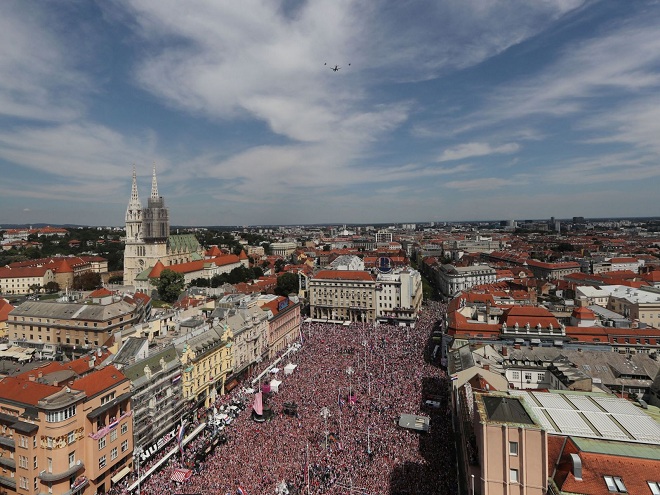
[156,269,185,303]
[44,281,60,293]
[275,272,299,296]
[274,259,286,273]
[73,272,102,290]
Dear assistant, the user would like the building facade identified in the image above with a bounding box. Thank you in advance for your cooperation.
[437,264,497,298]
[309,270,376,322]
[0,356,133,495]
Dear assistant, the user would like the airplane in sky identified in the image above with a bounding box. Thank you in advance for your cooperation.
[325,63,350,72]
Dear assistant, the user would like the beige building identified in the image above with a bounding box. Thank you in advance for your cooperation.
[0,355,133,495]
[0,267,56,295]
[257,295,302,358]
[375,269,423,326]
[603,285,660,329]
[472,393,548,495]
[8,296,148,358]
[269,242,297,258]
[309,270,376,322]
[175,319,232,415]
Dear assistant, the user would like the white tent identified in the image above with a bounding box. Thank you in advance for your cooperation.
[270,379,282,393]
[270,367,280,374]
[284,363,297,375]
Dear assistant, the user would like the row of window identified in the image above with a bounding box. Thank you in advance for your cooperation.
[98,424,128,450]
[46,405,76,423]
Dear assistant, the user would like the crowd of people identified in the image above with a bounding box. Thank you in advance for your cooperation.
[114,301,454,495]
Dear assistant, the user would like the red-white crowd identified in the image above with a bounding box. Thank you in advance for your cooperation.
[112,301,454,495]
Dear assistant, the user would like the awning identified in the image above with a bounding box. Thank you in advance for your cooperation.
[111,466,131,484]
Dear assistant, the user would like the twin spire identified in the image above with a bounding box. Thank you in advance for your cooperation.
[127,163,161,213]
[151,163,159,200]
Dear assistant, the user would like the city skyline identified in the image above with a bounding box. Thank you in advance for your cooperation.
[1,1,659,227]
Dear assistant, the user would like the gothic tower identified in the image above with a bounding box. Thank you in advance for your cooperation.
[123,167,145,286]
[142,165,170,242]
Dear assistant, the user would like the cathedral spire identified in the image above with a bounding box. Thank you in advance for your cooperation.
[127,165,142,213]
[151,163,159,200]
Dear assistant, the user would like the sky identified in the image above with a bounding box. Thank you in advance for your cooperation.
[1,0,659,227]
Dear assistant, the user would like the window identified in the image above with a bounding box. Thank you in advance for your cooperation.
[33,436,37,448]
[19,435,28,448]
[524,373,533,382]
[110,430,117,442]
[99,455,106,469]
[68,431,76,444]
[19,455,28,468]
[110,447,118,461]
[68,452,75,468]
[46,405,76,423]
[101,392,116,405]
[47,458,52,473]
[509,441,518,456]
[98,437,106,450]
[512,371,520,380]
[121,440,128,453]
[648,482,660,495]
[20,476,28,489]
[510,469,519,483]
[47,437,53,449]
[604,476,627,493]
[33,456,37,469]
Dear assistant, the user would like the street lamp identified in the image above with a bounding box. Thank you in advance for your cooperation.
[134,446,143,495]
[346,367,354,401]
[320,407,330,451]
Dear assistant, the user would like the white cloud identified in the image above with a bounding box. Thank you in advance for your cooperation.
[438,142,520,162]
[444,177,523,191]
[0,2,87,122]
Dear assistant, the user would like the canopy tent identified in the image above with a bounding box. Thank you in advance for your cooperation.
[270,379,282,393]
[284,363,297,375]
[270,367,280,374]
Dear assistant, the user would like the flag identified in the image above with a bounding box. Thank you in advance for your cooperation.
[171,468,192,482]
[450,374,458,381]
[177,424,186,455]
[253,392,263,416]
[338,390,344,409]
[237,486,246,495]
[299,329,304,345]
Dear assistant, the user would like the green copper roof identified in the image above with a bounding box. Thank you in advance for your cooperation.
[134,266,153,281]
[571,436,660,460]
[168,234,200,252]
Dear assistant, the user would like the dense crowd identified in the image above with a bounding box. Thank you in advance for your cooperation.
[115,301,454,495]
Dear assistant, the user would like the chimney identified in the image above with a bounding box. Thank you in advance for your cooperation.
[570,453,582,481]
[501,346,508,356]
[514,344,521,350]
[38,371,43,379]
[68,381,74,386]
[483,364,490,371]
[28,375,35,382]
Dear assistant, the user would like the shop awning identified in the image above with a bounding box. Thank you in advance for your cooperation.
[111,466,131,484]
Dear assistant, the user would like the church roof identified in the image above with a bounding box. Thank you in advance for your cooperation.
[168,234,200,252]
[149,260,166,278]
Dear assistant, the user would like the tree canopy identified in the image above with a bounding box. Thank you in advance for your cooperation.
[156,269,185,303]
[275,272,299,296]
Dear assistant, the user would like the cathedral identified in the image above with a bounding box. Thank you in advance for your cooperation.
[123,167,202,286]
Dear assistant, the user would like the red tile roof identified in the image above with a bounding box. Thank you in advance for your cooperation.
[313,270,374,281]
[72,365,128,397]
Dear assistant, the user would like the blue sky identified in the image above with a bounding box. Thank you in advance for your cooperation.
[0,0,659,227]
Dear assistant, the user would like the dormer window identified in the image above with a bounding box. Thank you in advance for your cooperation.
[604,476,627,493]
[648,482,660,495]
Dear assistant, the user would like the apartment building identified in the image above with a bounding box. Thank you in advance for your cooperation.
[602,285,660,329]
[309,270,376,322]
[7,296,148,358]
[257,295,302,358]
[0,355,133,495]
[437,264,497,298]
[375,269,423,326]
[111,339,184,453]
[0,267,56,296]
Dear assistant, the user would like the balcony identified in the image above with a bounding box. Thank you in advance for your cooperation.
[0,457,15,470]
[0,437,14,448]
[39,460,85,482]
[0,475,16,490]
